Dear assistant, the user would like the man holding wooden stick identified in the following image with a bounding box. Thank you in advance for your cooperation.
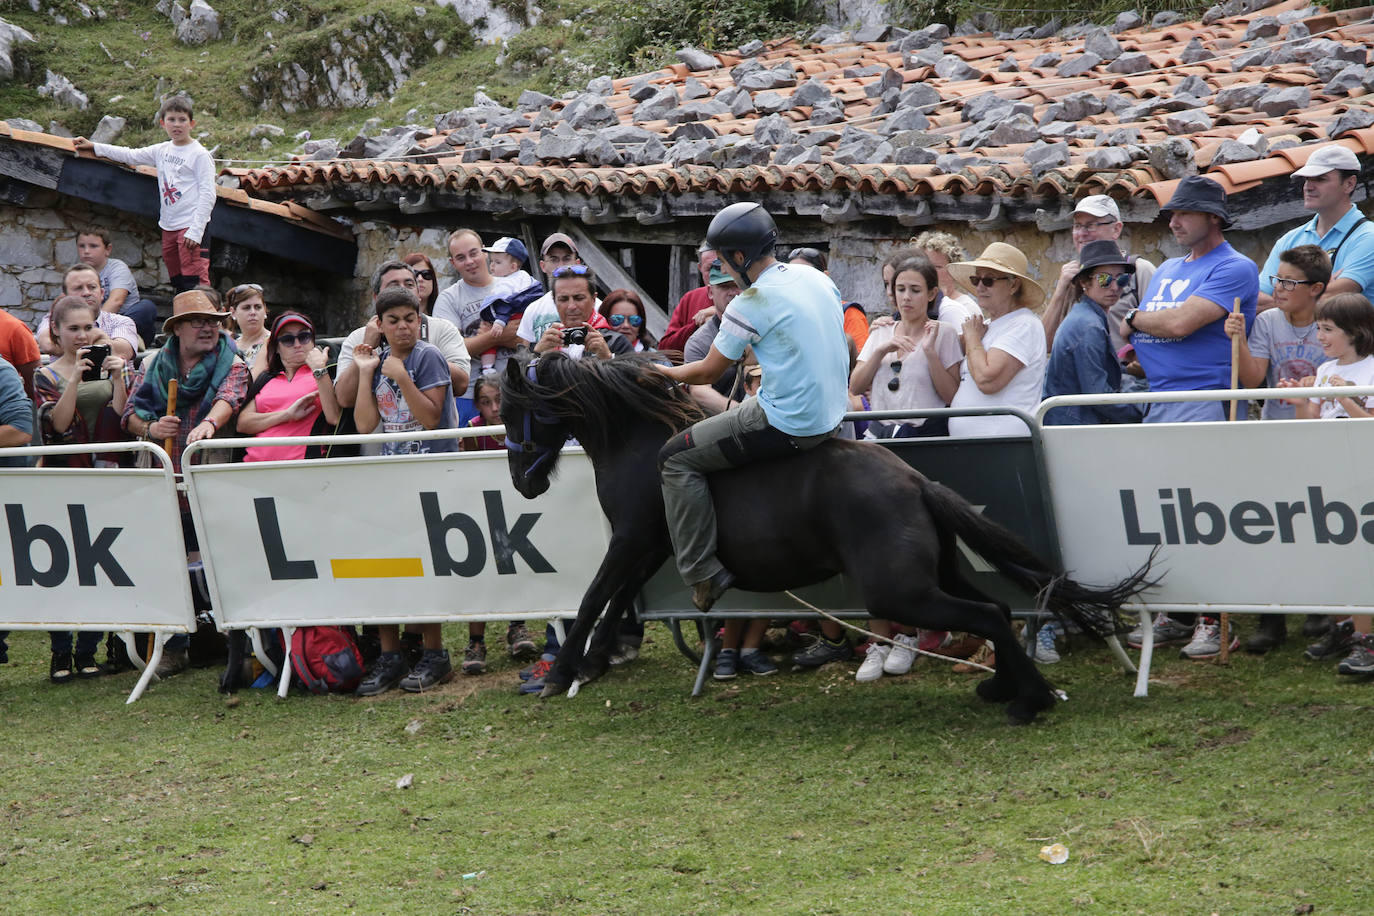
[1120,176,1259,661]
[122,289,249,677]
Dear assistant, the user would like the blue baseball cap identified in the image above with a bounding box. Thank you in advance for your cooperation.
[483,237,529,265]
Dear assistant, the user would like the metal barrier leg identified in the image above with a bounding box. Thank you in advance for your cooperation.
[691,618,717,698]
[248,627,279,677]
[552,618,567,645]
[1133,609,1153,698]
[276,626,296,699]
[119,631,145,673]
[668,618,703,666]
[126,633,167,704]
[1104,634,1137,675]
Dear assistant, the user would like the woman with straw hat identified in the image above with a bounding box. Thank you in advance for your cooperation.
[946,242,1048,437]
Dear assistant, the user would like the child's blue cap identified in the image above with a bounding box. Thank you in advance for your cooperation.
[484,237,529,265]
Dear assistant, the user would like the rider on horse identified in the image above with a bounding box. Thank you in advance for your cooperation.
[658,202,852,612]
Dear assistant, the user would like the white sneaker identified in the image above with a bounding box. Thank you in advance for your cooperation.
[856,644,888,682]
[883,634,918,675]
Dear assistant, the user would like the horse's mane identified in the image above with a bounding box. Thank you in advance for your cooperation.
[507,353,706,451]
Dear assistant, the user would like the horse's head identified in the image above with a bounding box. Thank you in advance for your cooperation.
[500,355,570,499]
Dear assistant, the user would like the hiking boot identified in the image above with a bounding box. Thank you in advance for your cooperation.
[461,640,487,675]
[355,651,409,697]
[1127,614,1194,649]
[1243,616,1287,655]
[792,636,853,668]
[520,655,553,681]
[714,648,739,680]
[401,649,454,692]
[1306,619,1356,661]
[952,641,994,673]
[1027,623,1061,665]
[1336,635,1374,676]
[399,631,424,668]
[518,658,553,694]
[883,634,918,675]
[856,644,888,682]
[691,568,735,613]
[1180,617,1239,660]
[1301,614,1333,638]
[153,647,190,679]
[739,651,778,676]
[506,622,538,660]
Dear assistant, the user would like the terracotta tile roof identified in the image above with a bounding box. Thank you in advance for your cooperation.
[0,122,352,241]
[229,1,1374,220]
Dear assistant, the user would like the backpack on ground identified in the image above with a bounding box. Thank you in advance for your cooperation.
[289,626,365,694]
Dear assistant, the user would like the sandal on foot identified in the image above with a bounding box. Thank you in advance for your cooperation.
[75,654,102,679]
[50,652,74,684]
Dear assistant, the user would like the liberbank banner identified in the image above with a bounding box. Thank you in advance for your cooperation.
[1042,419,1374,613]
[184,446,609,629]
[0,457,194,632]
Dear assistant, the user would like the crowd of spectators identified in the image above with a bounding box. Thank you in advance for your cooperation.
[2,128,1372,693]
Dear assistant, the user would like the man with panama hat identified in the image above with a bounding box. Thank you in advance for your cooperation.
[1120,175,1258,425]
[1256,144,1374,309]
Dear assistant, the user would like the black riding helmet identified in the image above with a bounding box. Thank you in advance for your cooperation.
[705,202,778,290]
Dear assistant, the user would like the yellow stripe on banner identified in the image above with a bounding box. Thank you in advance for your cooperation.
[330,558,425,578]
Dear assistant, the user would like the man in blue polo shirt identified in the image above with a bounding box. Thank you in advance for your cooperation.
[1122,175,1259,424]
[659,202,850,614]
[1257,144,1374,310]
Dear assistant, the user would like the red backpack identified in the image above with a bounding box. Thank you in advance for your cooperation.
[289,626,365,694]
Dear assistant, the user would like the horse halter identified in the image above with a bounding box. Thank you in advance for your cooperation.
[505,359,562,479]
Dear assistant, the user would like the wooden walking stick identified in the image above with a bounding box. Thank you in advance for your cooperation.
[1219,297,1242,664]
[163,379,178,455]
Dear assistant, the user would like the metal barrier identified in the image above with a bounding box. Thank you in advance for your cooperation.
[0,440,195,703]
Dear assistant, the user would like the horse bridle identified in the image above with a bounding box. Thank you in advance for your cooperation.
[505,359,562,479]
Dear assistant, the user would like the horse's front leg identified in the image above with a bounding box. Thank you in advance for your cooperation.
[574,548,670,685]
[542,542,639,695]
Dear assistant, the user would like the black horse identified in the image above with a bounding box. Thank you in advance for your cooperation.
[501,353,1154,724]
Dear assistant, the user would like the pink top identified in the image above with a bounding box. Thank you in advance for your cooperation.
[243,367,322,462]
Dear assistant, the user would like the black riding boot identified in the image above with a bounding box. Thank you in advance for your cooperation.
[1244,615,1286,654]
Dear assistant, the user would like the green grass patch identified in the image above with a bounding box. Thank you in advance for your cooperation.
[1,621,1370,912]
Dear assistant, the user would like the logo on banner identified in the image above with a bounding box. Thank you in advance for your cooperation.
[1120,487,1374,546]
[254,491,555,580]
[3,505,133,587]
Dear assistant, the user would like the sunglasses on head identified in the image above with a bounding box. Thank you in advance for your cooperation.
[229,283,263,298]
[887,359,902,392]
[607,314,643,328]
[968,275,1007,288]
[788,247,825,263]
[552,265,591,278]
[277,330,314,346]
[1089,272,1133,289]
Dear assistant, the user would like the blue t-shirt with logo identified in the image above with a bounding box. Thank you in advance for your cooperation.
[711,262,849,436]
[1131,242,1259,395]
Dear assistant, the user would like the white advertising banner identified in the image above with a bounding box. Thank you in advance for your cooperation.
[0,466,195,631]
[1042,419,1374,613]
[185,449,610,629]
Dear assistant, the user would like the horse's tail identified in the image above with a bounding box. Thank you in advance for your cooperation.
[919,479,1159,637]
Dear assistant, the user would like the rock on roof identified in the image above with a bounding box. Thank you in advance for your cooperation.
[230,0,1374,224]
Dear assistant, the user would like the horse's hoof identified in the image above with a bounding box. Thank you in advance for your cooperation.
[539,681,570,699]
[577,661,608,685]
[1006,691,1056,724]
[976,676,1017,703]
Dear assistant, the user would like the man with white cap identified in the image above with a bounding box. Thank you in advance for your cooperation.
[1257,144,1374,309]
[1042,195,1155,353]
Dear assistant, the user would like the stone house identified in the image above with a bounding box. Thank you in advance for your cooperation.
[224,0,1371,329]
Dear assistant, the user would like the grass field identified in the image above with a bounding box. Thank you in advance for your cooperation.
[1,621,1369,914]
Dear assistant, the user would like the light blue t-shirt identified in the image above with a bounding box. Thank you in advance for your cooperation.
[1132,242,1259,398]
[711,262,849,436]
[1259,205,1374,299]
[0,355,32,466]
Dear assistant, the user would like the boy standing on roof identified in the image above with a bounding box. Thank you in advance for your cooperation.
[74,94,217,293]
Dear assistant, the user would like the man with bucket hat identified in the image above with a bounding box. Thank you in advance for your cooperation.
[1256,144,1374,309]
[1120,175,1258,424]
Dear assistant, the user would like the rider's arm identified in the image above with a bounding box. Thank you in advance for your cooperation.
[661,345,734,386]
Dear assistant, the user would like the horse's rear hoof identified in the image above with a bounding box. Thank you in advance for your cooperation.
[1006,692,1056,725]
[539,681,569,699]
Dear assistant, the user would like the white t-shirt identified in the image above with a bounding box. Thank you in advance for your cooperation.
[938,291,983,332]
[948,308,1047,438]
[93,139,216,242]
[1315,355,1374,419]
[858,320,963,428]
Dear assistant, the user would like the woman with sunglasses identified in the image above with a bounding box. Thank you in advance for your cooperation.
[598,289,654,352]
[403,252,440,314]
[227,282,270,377]
[1040,240,1146,426]
[947,242,1049,438]
[849,254,962,438]
[237,312,340,461]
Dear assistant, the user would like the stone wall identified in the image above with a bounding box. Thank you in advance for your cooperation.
[349,220,454,329]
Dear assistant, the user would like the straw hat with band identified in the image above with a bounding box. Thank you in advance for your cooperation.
[948,242,1046,310]
[163,289,228,335]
